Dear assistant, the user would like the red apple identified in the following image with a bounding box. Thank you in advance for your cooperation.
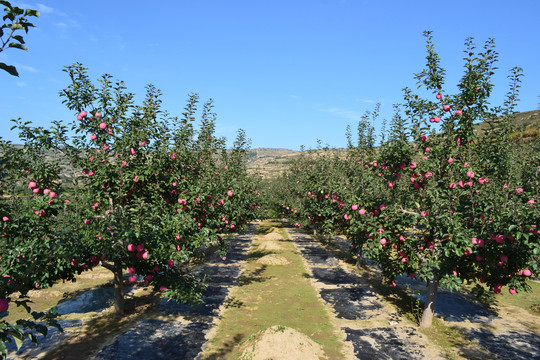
[0,299,9,312]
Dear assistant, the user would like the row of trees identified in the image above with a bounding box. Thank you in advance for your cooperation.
[269,32,539,328]
[0,63,260,355]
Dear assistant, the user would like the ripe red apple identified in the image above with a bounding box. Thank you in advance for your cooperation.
[99,122,107,129]
[127,243,136,252]
[523,269,532,277]
[436,93,442,99]
[90,255,99,265]
[29,181,37,188]
[0,299,9,312]
[128,267,136,274]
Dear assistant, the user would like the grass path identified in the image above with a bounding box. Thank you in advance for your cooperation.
[201,220,345,359]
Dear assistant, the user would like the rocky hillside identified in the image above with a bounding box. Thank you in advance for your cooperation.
[246,148,300,178]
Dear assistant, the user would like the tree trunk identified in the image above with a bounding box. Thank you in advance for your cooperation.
[355,247,364,268]
[101,261,125,315]
[113,264,125,315]
[420,275,439,328]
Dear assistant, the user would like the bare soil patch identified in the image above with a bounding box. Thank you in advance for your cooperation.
[261,231,284,242]
[256,254,290,266]
[238,325,326,360]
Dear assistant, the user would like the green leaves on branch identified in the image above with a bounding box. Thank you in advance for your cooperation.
[0,0,39,77]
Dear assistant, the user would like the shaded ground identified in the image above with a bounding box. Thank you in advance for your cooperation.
[314,230,540,360]
[344,327,425,360]
[95,223,257,360]
[7,223,257,360]
[284,221,433,359]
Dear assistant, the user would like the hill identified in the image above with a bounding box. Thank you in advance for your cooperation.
[246,148,300,178]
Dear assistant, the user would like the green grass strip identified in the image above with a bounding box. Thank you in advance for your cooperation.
[201,220,344,359]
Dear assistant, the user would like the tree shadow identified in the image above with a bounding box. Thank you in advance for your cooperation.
[202,333,244,360]
[457,326,540,360]
[223,296,244,309]
[237,265,270,287]
[247,249,274,261]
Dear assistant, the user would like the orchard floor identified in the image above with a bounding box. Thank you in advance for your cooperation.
[6,220,540,359]
[310,227,540,360]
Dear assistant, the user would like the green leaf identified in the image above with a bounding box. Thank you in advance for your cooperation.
[24,9,40,17]
[8,42,27,51]
[12,332,23,350]
[9,22,23,30]
[13,34,24,43]
[35,324,47,336]
[0,62,19,76]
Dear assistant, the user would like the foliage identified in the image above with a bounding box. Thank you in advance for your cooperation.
[0,1,39,76]
[0,63,260,356]
[270,33,539,328]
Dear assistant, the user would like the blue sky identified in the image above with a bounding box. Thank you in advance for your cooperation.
[1,0,539,150]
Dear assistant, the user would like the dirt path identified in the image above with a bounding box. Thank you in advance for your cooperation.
[93,222,258,359]
[282,220,445,359]
[199,220,345,359]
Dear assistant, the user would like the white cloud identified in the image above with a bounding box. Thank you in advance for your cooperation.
[35,3,54,13]
[16,81,26,87]
[14,64,38,72]
[215,124,237,136]
[356,98,375,103]
[288,94,298,99]
[320,107,363,120]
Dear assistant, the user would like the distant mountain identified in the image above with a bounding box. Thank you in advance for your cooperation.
[246,148,300,178]
[474,109,540,140]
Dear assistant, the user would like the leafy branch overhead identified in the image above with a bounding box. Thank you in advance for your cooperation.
[0,1,39,77]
